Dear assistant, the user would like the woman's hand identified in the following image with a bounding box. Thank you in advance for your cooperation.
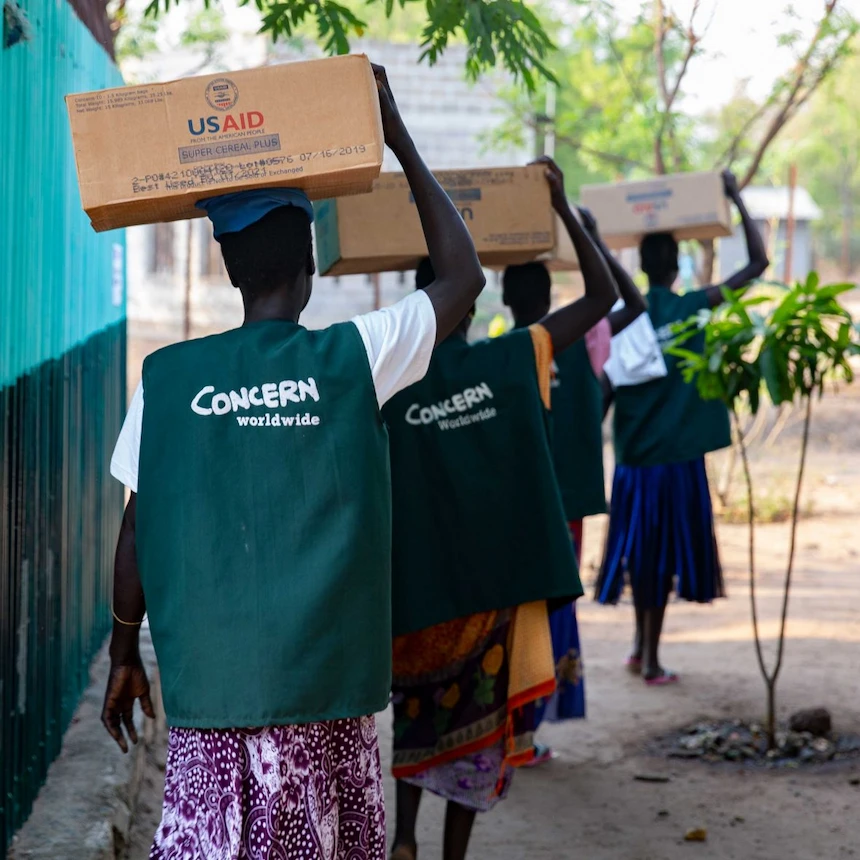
[372,63,410,155]
[102,661,155,753]
[722,169,741,202]
[530,155,569,213]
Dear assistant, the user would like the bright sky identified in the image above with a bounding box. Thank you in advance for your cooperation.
[604,0,860,114]
[127,0,859,118]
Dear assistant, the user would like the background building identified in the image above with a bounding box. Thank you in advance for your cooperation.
[719,186,822,284]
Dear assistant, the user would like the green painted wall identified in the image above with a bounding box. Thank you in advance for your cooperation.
[1,0,125,387]
[1,0,127,846]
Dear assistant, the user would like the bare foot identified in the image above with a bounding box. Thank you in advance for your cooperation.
[391,844,417,860]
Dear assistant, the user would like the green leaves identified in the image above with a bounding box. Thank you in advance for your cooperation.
[143,0,555,88]
[667,274,858,414]
[401,0,556,89]
[238,0,369,53]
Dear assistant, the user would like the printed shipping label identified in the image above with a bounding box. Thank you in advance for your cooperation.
[179,134,282,164]
[416,187,483,203]
[486,231,552,247]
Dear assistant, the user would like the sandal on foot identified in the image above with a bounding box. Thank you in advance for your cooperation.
[625,656,643,675]
[644,670,679,686]
[391,845,417,860]
[523,742,556,767]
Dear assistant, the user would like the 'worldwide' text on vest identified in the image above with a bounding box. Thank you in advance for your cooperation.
[405,382,494,427]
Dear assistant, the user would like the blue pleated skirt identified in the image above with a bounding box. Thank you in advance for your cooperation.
[595,458,724,609]
[535,521,586,725]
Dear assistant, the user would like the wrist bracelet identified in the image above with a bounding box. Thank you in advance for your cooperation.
[112,607,145,626]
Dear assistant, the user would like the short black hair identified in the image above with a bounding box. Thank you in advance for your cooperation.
[415,257,435,290]
[219,205,312,293]
[639,232,679,285]
[502,262,551,317]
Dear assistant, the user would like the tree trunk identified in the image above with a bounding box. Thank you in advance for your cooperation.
[769,396,814,716]
[733,411,772,746]
[716,443,736,509]
[766,680,777,749]
[841,174,853,277]
[783,164,797,284]
[697,238,716,284]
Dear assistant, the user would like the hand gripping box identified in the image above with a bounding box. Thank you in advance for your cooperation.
[66,55,384,232]
[314,166,579,275]
[580,171,732,250]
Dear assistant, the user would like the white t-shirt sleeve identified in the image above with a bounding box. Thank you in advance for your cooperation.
[111,292,436,490]
[111,381,144,493]
[351,289,437,407]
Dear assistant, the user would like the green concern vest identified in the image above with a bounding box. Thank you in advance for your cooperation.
[613,288,731,467]
[136,321,391,729]
[550,340,607,522]
[383,330,582,637]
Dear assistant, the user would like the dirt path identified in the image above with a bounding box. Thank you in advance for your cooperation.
[128,388,860,859]
[128,512,860,860]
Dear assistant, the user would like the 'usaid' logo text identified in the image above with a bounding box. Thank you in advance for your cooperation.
[187,112,265,136]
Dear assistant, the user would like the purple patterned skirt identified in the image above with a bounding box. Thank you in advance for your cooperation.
[150,716,385,860]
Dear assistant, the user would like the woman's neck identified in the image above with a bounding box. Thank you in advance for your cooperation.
[647,280,675,291]
[242,293,303,325]
[512,307,548,329]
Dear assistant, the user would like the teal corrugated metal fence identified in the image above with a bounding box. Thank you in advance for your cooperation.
[1,0,126,848]
[1,0,124,388]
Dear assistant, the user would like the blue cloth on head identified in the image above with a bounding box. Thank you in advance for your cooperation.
[196,188,314,240]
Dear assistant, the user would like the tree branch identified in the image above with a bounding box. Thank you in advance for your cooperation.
[739,0,845,188]
[653,0,669,174]
[554,134,652,171]
[516,104,653,172]
[665,2,700,109]
[654,0,700,175]
[606,30,650,109]
[771,394,813,686]
[720,96,776,169]
[733,409,771,692]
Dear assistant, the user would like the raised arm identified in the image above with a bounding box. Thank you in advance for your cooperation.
[704,170,769,308]
[102,493,155,753]
[535,157,618,354]
[372,64,485,344]
[578,206,647,335]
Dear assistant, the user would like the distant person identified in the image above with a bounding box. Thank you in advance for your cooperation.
[385,157,618,860]
[595,171,768,685]
[100,64,486,860]
[502,209,647,760]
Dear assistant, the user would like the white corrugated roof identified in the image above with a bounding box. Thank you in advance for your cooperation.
[741,186,822,221]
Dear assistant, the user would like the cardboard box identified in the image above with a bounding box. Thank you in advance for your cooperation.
[314,166,579,276]
[580,171,732,249]
[66,55,384,232]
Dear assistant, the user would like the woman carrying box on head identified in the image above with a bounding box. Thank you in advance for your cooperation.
[100,64,487,860]
[502,204,648,763]
[595,170,768,685]
[385,157,618,860]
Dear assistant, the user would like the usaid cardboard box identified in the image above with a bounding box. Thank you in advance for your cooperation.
[315,166,579,276]
[580,171,732,249]
[66,55,384,232]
